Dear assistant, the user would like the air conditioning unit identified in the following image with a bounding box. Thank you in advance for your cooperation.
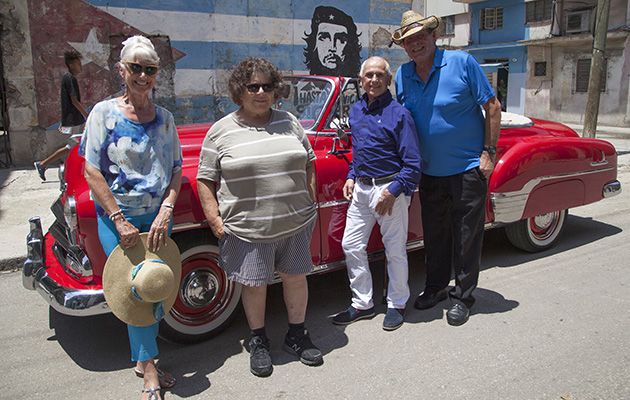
[566,9,591,34]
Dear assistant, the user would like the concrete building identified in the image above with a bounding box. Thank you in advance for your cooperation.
[450,0,629,126]
[1,0,421,166]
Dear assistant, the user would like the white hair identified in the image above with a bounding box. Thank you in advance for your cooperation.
[120,35,160,65]
[359,56,391,77]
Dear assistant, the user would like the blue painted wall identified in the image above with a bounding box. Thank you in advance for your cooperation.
[469,0,526,45]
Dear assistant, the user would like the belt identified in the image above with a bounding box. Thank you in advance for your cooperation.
[356,173,397,186]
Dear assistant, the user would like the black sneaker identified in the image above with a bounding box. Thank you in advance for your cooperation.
[248,335,273,377]
[283,330,323,366]
[331,306,376,325]
[446,303,470,326]
[34,161,46,181]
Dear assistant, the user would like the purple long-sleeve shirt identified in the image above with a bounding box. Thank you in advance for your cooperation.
[347,91,421,197]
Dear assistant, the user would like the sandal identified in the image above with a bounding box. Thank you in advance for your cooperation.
[141,386,161,400]
[134,367,176,389]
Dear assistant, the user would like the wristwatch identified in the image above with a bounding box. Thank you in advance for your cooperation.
[483,145,497,156]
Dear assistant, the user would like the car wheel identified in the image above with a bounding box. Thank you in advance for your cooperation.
[159,231,241,343]
[505,209,568,253]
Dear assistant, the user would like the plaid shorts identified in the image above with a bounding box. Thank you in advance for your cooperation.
[218,219,315,286]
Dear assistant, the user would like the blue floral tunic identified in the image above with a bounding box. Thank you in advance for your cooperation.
[82,99,182,216]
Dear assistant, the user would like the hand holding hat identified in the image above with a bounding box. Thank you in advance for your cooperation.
[103,233,182,327]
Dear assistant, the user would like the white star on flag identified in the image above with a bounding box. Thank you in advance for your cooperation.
[69,28,110,70]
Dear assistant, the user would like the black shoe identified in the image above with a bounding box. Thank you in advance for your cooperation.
[34,162,46,181]
[414,288,447,310]
[283,329,323,366]
[446,303,470,326]
[382,308,404,331]
[248,335,273,377]
[331,306,376,325]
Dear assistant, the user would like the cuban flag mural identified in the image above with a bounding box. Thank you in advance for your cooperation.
[29,0,413,125]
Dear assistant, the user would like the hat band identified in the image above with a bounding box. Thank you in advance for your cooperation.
[130,259,168,323]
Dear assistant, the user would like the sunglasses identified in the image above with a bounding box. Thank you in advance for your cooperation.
[245,83,275,93]
[125,62,159,76]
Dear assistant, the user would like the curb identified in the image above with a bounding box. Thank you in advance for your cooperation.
[0,256,25,272]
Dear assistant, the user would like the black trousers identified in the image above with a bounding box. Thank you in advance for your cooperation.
[419,167,487,308]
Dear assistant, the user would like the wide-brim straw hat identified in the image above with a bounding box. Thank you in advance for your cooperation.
[103,233,182,327]
[392,10,441,45]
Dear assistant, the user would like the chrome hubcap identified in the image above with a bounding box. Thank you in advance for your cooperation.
[181,270,219,308]
[533,213,555,231]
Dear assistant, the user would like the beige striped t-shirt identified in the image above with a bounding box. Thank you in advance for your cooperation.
[197,109,317,242]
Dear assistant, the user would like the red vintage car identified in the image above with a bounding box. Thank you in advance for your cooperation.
[23,75,622,343]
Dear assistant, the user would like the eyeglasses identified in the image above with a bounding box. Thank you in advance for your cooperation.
[124,62,159,76]
[245,83,275,93]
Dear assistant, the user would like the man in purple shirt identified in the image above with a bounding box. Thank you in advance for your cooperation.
[332,56,421,331]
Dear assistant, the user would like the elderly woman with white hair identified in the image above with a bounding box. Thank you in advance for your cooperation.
[82,35,182,400]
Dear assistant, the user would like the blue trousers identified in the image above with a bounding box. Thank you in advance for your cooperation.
[98,211,172,362]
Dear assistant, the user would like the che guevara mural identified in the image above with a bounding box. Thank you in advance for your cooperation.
[19,0,411,126]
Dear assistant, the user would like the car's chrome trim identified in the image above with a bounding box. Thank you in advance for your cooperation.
[492,167,615,223]
[172,221,206,233]
[24,217,109,316]
[34,269,109,316]
[603,180,622,198]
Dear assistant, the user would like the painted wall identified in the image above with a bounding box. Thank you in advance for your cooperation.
[469,0,526,44]
[3,0,421,165]
[526,36,630,127]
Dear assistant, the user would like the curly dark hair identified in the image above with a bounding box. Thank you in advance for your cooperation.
[228,58,283,105]
[303,6,362,77]
[63,50,82,68]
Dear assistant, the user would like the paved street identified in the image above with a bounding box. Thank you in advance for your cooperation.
[1,135,629,399]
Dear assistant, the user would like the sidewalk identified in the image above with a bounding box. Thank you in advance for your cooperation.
[0,167,60,271]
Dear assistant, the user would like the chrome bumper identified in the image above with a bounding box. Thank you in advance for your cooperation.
[23,217,109,317]
[603,180,621,198]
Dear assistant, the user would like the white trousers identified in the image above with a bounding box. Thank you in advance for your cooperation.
[342,181,411,310]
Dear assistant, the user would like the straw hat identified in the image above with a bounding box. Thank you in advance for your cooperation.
[391,10,441,45]
[103,233,182,327]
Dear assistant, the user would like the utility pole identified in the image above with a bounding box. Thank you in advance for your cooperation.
[582,0,611,138]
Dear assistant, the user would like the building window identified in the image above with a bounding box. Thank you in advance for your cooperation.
[481,8,504,30]
[443,15,455,36]
[575,58,607,93]
[526,0,553,23]
[534,62,547,77]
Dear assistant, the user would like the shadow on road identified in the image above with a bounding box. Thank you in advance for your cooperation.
[46,212,620,394]
[482,214,622,270]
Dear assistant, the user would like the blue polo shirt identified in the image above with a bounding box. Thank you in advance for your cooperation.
[348,91,421,197]
[395,49,494,177]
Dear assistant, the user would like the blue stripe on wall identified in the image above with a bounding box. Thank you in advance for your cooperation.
[86,0,407,25]
[173,40,409,72]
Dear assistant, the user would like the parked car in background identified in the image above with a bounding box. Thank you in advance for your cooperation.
[23,75,622,343]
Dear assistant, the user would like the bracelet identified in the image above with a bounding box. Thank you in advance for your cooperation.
[109,209,124,221]
[161,202,174,210]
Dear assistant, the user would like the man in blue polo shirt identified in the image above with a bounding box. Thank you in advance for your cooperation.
[393,11,502,326]
[332,56,421,331]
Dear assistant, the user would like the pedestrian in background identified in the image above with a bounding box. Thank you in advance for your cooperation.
[332,56,421,331]
[82,35,181,400]
[393,11,501,326]
[34,49,88,181]
[197,57,323,378]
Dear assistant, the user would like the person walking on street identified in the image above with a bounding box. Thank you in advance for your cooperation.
[332,56,421,331]
[392,11,502,326]
[34,49,88,181]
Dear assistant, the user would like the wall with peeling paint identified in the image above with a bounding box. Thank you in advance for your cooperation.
[2,0,424,165]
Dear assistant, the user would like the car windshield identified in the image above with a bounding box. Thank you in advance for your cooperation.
[275,77,333,130]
